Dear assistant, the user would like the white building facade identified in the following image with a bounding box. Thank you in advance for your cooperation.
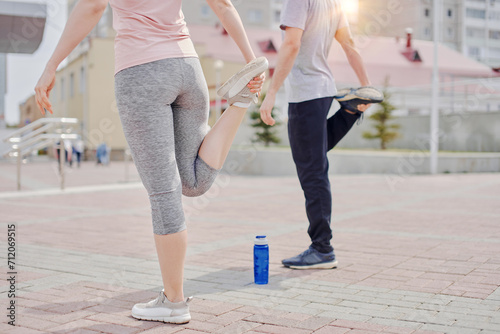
[358,0,500,68]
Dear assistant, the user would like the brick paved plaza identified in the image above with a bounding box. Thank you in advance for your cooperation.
[0,161,499,333]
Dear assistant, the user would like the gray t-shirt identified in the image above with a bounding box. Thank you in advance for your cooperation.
[280,0,348,103]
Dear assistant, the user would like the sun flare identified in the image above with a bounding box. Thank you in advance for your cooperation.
[340,0,358,16]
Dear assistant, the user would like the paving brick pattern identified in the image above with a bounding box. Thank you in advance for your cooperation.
[0,161,499,333]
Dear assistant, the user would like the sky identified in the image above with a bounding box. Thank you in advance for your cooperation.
[3,0,357,125]
[4,0,67,125]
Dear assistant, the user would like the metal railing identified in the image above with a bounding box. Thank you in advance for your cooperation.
[2,118,80,191]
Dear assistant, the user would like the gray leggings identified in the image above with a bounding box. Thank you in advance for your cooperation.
[115,57,219,235]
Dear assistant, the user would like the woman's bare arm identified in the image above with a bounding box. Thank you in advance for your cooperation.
[35,0,108,114]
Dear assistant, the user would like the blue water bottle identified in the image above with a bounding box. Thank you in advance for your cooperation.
[254,235,269,284]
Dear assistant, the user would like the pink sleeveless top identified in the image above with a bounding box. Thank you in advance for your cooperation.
[109,0,198,74]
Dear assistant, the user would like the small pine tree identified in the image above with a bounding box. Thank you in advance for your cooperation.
[362,81,400,150]
[249,94,281,147]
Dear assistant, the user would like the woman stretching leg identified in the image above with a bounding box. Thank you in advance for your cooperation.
[35,0,267,324]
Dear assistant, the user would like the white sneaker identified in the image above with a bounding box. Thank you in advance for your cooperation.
[131,290,192,324]
[334,86,384,118]
[334,86,384,104]
[217,57,269,106]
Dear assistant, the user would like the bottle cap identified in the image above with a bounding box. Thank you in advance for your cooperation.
[254,235,268,245]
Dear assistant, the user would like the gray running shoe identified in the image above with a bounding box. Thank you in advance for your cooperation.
[282,246,338,270]
[217,57,269,106]
[131,290,192,324]
[334,86,384,113]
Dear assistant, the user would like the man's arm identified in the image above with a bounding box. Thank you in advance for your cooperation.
[260,27,303,126]
[336,26,372,112]
[335,27,370,87]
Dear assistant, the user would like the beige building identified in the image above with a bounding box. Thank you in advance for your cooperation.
[358,0,500,68]
[50,36,123,160]
[50,1,122,159]
[19,95,43,127]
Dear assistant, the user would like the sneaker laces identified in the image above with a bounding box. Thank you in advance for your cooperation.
[147,291,165,307]
[299,247,315,258]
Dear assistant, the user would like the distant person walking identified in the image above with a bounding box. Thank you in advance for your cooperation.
[72,137,84,168]
[35,0,267,324]
[95,142,110,166]
[260,0,383,269]
[54,139,73,167]
[63,139,73,167]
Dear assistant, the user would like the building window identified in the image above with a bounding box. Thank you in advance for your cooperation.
[80,66,85,94]
[424,8,430,17]
[248,9,263,23]
[466,8,486,19]
[447,9,453,17]
[424,27,431,37]
[60,77,65,101]
[490,47,500,58]
[489,11,500,20]
[468,46,481,58]
[466,27,485,38]
[201,4,210,18]
[490,30,500,40]
[69,72,74,98]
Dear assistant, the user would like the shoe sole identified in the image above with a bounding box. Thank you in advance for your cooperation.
[284,260,338,270]
[217,57,269,99]
[131,313,191,324]
[335,87,384,103]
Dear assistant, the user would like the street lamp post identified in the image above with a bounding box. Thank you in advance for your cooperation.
[214,60,224,120]
[430,0,440,174]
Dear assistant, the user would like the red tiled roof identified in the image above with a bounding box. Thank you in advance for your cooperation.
[188,25,499,87]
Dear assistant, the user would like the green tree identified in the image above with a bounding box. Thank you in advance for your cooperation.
[249,94,281,147]
[362,83,400,150]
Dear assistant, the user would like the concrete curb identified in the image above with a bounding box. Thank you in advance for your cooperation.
[223,148,500,176]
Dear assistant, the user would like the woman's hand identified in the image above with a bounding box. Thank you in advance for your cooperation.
[34,67,56,115]
[247,72,266,95]
[33,0,109,116]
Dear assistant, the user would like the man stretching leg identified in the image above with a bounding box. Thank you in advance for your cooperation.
[260,0,382,269]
